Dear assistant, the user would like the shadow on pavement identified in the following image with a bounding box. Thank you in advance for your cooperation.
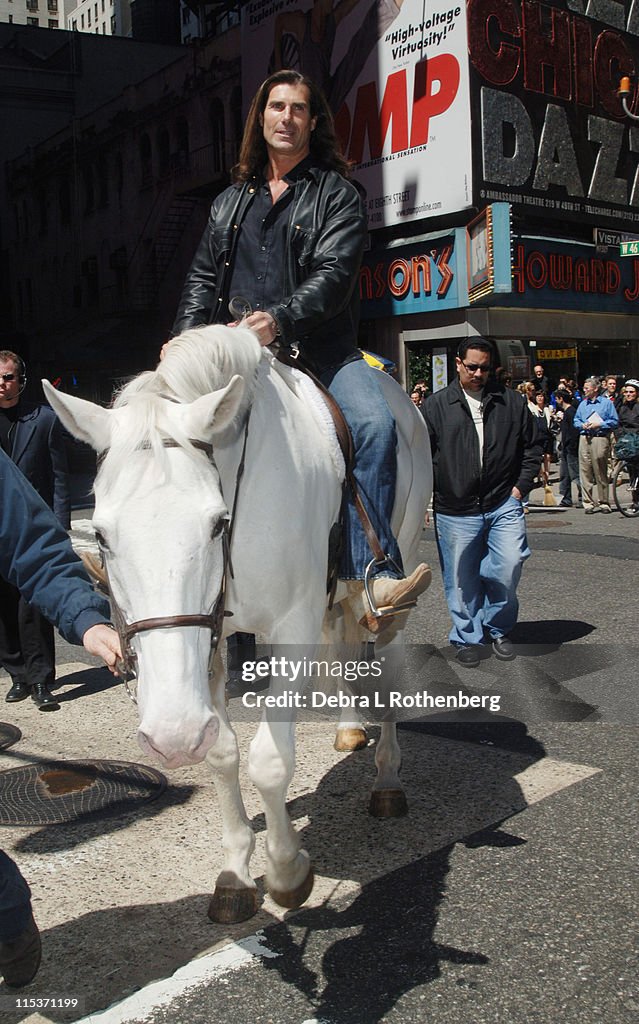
[252,724,546,1024]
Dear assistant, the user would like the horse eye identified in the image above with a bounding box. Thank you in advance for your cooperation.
[94,530,108,550]
[211,519,226,540]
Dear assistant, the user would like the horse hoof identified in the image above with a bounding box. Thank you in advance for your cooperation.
[208,885,259,924]
[269,866,315,910]
[369,789,408,818]
[334,727,368,752]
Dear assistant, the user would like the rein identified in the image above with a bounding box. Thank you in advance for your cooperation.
[96,434,238,703]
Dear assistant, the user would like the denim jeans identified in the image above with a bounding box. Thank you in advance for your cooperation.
[320,358,402,579]
[0,851,32,941]
[435,496,531,646]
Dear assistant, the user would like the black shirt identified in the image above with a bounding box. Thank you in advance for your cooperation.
[226,157,312,317]
[0,404,19,456]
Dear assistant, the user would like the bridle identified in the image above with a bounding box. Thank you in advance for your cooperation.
[96,435,239,704]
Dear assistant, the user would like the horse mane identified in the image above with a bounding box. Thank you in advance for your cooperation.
[98,325,262,491]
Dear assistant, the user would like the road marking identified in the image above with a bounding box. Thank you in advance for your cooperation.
[515,757,600,803]
[75,932,280,1024]
[71,756,600,1024]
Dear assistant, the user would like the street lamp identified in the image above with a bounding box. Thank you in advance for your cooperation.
[618,76,639,121]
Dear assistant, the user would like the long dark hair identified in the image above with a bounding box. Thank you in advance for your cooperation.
[232,70,350,182]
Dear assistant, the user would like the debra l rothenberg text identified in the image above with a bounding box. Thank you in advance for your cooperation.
[242,691,502,713]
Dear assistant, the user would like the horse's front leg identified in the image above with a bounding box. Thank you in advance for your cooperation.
[247,643,314,910]
[205,651,259,924]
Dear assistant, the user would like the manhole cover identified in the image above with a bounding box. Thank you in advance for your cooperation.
[528,518,572,528]
[0,759,166,826]
[0,722,21,751]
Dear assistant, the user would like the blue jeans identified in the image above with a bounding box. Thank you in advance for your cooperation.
[320,358,402,579]
[435,496,531,646]
[0,851,32,941]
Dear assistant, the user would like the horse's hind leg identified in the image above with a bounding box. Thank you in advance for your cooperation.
[205,652,259,924]
[369,720,408,817]
[369,637,408,817]
[247,642,314,910]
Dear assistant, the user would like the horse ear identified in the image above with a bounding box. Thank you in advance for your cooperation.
[181,375,245,438]
[42,380,112,453]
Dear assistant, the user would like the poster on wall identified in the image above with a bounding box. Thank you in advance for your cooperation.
[432,348,448,391]
[242,0,473,228]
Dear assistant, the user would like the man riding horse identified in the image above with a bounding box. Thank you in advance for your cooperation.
[170,69,431,630]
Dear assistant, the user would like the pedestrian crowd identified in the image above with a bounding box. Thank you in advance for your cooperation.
[474,362,638,514]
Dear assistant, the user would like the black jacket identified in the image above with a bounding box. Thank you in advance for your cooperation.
[6,400,70,529]
[171,164,367,373]
[617,400,639,433]
[424,379,543,515]
[559,402,580,456]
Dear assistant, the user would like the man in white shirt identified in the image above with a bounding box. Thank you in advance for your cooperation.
[424,339,543,667]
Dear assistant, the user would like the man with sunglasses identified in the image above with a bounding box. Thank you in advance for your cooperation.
[423,339,543,667]
[0,349,70,709]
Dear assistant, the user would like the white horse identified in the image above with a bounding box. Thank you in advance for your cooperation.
[44,325,432,923]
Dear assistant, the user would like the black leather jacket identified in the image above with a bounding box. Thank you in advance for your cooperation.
[424,379,543,515]
[172,164,367,373]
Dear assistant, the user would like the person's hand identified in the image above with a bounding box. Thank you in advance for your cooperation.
[511,486,523,500]
[82,624,122,675]
[241,311,279,347]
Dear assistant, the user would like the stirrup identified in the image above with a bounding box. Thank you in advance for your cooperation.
[362,556,417,620]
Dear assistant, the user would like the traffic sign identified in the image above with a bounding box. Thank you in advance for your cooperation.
[620,240,639,256]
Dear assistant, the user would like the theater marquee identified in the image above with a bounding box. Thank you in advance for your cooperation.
[468,0,639,229]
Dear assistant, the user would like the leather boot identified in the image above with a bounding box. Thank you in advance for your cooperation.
[351,563,432,635]
[0,914,42,988]
[5,681,30,703]
[31,682,60,712]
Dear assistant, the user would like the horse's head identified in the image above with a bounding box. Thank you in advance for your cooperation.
[43,372,246,769]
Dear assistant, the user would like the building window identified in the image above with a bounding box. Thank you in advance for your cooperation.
[175,118,190,169]
[209,100,225,173]
[140,134,153,185]
[111,14,115,31]
[158,128,171,178]
[26,0,38,10]
[59,178,71,225]
[27,17,39,25]
[81,14,84,27]
[83,165,95,215]
[48,0,58,11]
[101,0,105,9]
[88,9,91,25]
[48,18,58,27]
[37,188,47,236]
[71,18,77,29]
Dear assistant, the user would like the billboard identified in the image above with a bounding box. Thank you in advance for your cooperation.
[468,0,639,230]
[242,0,473,228]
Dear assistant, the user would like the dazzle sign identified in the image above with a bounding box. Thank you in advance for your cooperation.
[242,0,473,228]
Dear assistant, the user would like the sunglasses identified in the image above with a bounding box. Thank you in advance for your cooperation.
[0,373,17,383]
[460,361,491,373]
